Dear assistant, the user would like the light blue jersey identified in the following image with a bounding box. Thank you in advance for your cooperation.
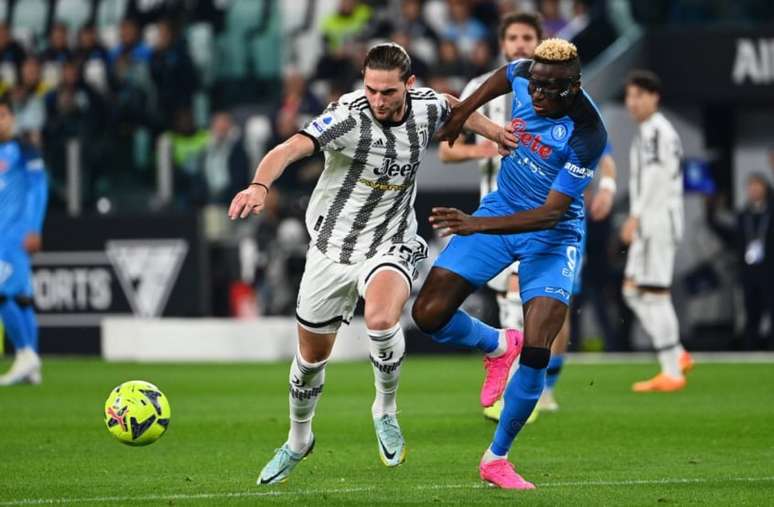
[434,60,608,305]
[0,139,47,296]
[498,59,607,234]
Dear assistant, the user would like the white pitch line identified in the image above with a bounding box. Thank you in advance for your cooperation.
[1,476,773,506]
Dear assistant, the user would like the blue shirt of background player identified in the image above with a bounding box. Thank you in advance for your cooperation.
[0,139,48,248]
[497,59,607,236]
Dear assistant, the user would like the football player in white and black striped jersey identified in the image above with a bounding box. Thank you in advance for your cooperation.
[229,43,516,485]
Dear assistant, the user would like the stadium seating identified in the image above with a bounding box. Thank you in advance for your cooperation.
[11,0,48,49]
[187,22,214,86]
[215,0,267,80]
[95,0,128,48]
[280,0,338,76]
[0,1,9,24]
[244,114,272,169]
[53,0,93,33]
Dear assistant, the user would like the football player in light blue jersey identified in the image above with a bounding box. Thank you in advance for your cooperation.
[0,95,48,386]
[412,39,607,489]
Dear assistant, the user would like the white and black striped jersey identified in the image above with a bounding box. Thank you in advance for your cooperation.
[299,87,450,265]
[460,69,513,198]
[629,111,684,240]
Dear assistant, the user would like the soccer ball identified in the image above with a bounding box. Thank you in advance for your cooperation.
[104,380,171,446]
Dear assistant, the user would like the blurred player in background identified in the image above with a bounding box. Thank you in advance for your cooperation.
[413,39,607,489]
[439,12,541,418]
[0,96,48,386]
[621,70,693,393]
[229,43,515,485]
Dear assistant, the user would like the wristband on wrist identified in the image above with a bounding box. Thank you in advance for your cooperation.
[250,182,270,193]
[599,177,617,194]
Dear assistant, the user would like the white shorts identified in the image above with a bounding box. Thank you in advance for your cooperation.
[625,235,676,288]
[296,237,429,334]
[487,261,520,293]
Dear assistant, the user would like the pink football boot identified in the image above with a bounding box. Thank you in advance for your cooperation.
[480,459,535,490]
[480,329,523,407]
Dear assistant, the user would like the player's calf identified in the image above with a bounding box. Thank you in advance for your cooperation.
[288,353,327,453]
[368,323,405,418]
[411,267,474,335]
[367,321,407,467]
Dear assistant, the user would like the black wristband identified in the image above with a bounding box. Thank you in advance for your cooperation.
[250,182,270,193]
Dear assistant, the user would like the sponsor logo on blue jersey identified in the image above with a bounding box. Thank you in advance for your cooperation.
[511,118,554,160]
[563,161,593,179]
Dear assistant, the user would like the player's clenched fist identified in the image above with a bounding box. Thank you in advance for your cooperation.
[430,207,481,237]
[228,184,268,220]
[496,122,517,156]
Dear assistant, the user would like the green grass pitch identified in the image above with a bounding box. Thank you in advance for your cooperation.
[1,356,773,505]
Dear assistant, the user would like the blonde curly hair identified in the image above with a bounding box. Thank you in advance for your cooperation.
[534,38,578,62]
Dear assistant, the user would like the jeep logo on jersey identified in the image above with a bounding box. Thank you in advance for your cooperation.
[375,158,420,178]
[564,161,593,179]
[106,239,188,318]
[511,118,553,160]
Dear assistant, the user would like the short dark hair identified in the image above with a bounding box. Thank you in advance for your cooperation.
[363,43,412,81]
[499,11,543,42]
[626,69,662,95]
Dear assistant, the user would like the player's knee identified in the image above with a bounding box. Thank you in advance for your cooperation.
[363,297,401,331]
[622,285,639,308]
[364,311,397,332]
[411,296,448,334]
[14,295,33,308]
[297,336,334,364]
[298,348,330,364]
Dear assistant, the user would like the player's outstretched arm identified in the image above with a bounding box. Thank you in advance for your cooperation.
[438,136,499,163]
[435,66,511,146]
[228,133,315,220]
[441,93,517,155]
[430,190,572,236]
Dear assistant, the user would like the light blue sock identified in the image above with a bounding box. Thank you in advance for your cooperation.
[491,364,546,456]
[0,300,32,351]
[20,305,38,352]
[429,310,499,353]
[545,354,565,389]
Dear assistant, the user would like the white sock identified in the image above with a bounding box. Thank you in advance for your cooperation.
[497,291,524,332]
[624,289,684,379]
[485,331,508,358]
[287,354,327,453]
[482,446,506,463]
[657,347,682,379]
[368,324,406,418]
